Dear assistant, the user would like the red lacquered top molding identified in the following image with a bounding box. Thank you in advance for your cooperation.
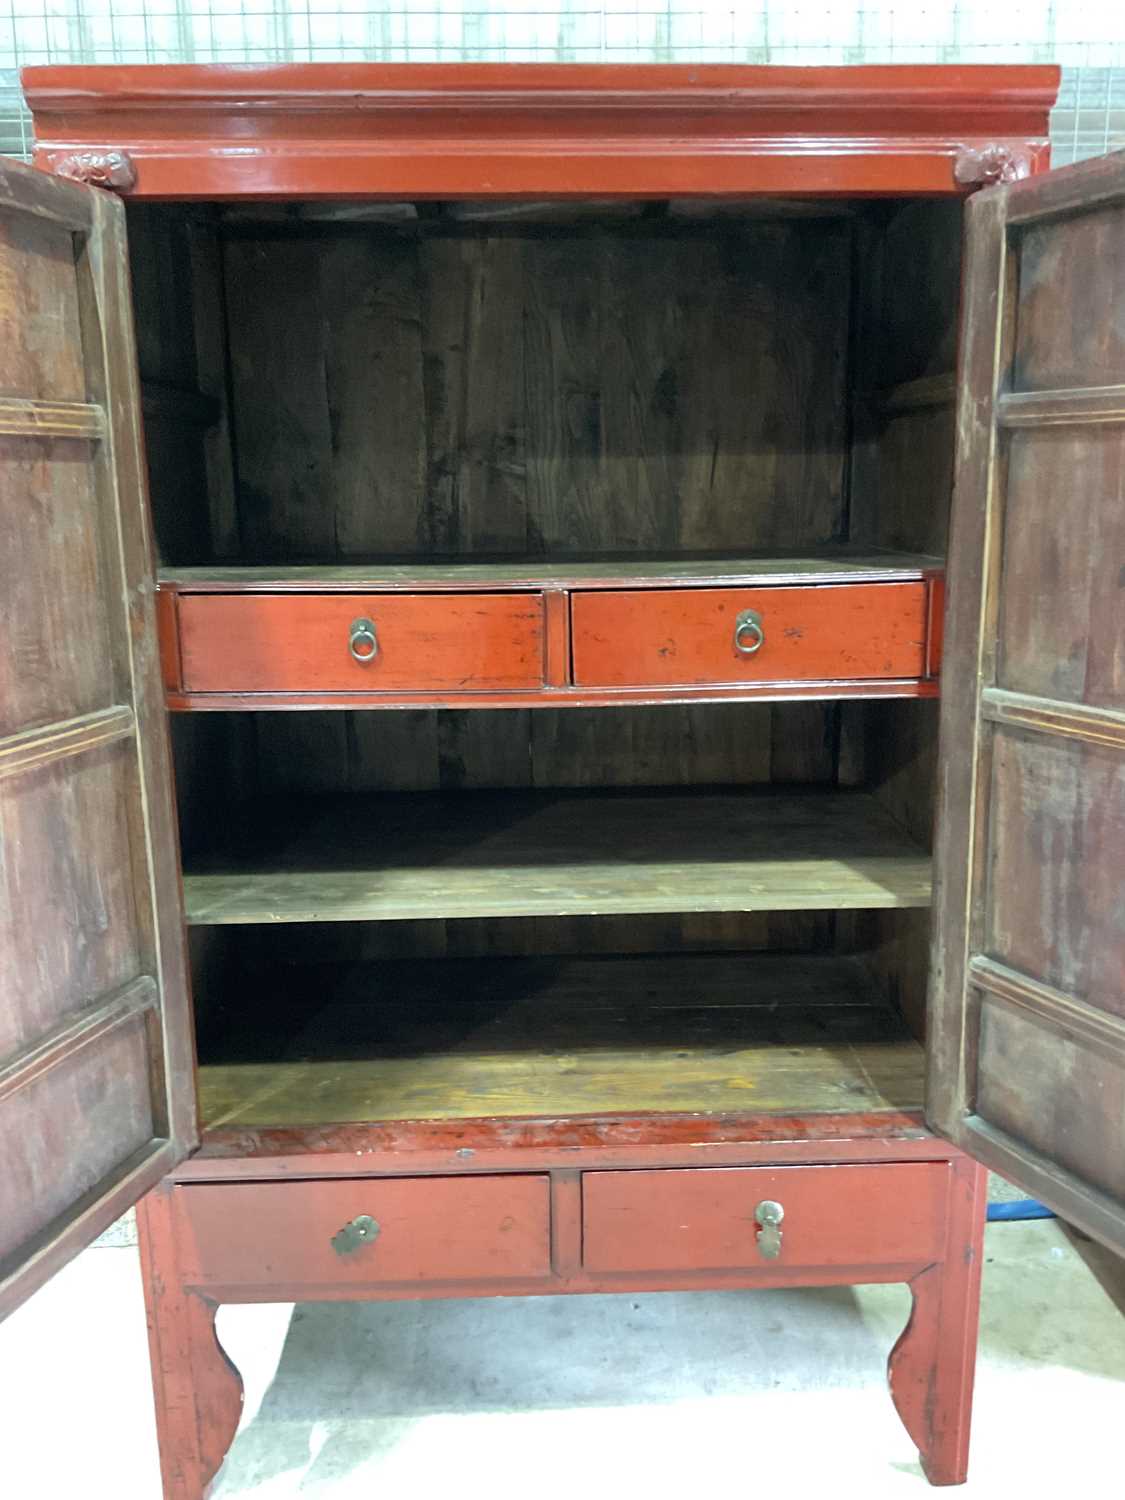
[22,62,1060,201]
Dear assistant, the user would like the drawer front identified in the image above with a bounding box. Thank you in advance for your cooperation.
[178,593,544,693]
[582,1164,947,1274]
[571,583,928,688]
[179,1174,552,1289]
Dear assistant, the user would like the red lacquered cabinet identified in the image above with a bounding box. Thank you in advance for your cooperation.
[3,62,1124,1496]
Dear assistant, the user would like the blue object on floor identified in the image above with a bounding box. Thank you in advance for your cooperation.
[987,1198,1056,1222]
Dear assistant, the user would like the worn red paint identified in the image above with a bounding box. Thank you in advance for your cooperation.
[177,591,545,694]
[13,61,1066,1496]
[23,63,1057,200]
[571,582,929,688]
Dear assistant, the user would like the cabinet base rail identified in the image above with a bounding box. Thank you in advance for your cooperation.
[137,1146,986,1496]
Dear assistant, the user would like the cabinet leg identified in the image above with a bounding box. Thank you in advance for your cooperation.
[887,1159,987,1486]
[136,1184,244,1500]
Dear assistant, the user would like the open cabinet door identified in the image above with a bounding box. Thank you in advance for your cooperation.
[0,159,196,1318]
[929,149,1125,1252]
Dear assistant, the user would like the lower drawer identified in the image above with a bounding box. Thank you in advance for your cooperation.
[176,592,544,694]
[582,1164,947,1274]
[571,582,929,688]
[178,1175,552,1289]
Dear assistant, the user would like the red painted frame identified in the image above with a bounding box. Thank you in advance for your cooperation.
[156,571,945,709]
[23,63,1056,200]
[20,63,1060,1495]
[139,1136,987,1494]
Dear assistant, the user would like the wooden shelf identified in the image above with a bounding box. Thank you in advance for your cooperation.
[183,788,932,926]
[161,548,942,594]
[197,952,926,1128]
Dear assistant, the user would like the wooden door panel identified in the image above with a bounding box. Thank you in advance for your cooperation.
[0,158,195,1319]
[986,733,1125,1014]
[0,210,87,397]
[0,744,144,1056]
[0,1007,157,1268]
[1012,200,1125,388]
[0,441,118,734]
[997,428,1125,707]
[929,149,1125,1253]
[975,984,1125,1204]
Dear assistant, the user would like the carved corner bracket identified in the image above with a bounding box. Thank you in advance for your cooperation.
[51,149,137,192]
[953,143,1032,188]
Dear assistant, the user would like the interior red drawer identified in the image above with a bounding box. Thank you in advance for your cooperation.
[571,582,929,688]
[178,1174,552,1290]
[582,1163,947,1274]
[177,592,544,693]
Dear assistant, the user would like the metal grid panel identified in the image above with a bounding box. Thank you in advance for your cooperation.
[2,5,1124,161]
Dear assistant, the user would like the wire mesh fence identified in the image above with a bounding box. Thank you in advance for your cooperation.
[2,4,1124,162]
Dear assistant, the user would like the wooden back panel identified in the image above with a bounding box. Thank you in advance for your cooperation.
[144,206,946,979]
[221,217,851,561]
[838,200,964,1039]
[185,213,853,962]
[0,161,194,1319]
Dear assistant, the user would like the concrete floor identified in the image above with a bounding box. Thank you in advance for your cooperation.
[2,1211,1122,1499]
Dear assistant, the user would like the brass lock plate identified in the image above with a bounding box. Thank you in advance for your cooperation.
[331,1214,381,1256]
[754,1199,784,1259]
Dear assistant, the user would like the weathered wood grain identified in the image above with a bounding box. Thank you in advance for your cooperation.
[1012,198,1125,389]
[196,953,925,1127]
[970,955,1125,1066]
[125,205,215,567]
[981,688,1125,749]
[182,787,931,926]
[187,210,928,985]
[0,397,103,438]
[0,157,196,1319]
[927,183,1012,1138]
[929,147,1125,1256]
[186,216,241,558]
[837,202,962,1072]
[986,730,1125,1017]
[223,235,336,559]
[0,704,134,780]
[0,210,85,400]
[81,186,197,1153]
[976,991,1125,1201]
[997,427,1125,709]
[161,551,941,590]
[0,433,118,738]
[0,1011,154,1267]
[875,201,964,387]
[221,219,850,562]
[997,384,1125,427]
[322,233,426,554]
[0,976,157,1104]
[848,201,961,558]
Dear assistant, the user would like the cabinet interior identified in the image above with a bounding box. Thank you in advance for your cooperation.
[129,195,962,1131]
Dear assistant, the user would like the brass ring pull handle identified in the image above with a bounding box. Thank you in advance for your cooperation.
[754,1199,784,1259]
[349,617,378,664]
[734,608,765,656]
